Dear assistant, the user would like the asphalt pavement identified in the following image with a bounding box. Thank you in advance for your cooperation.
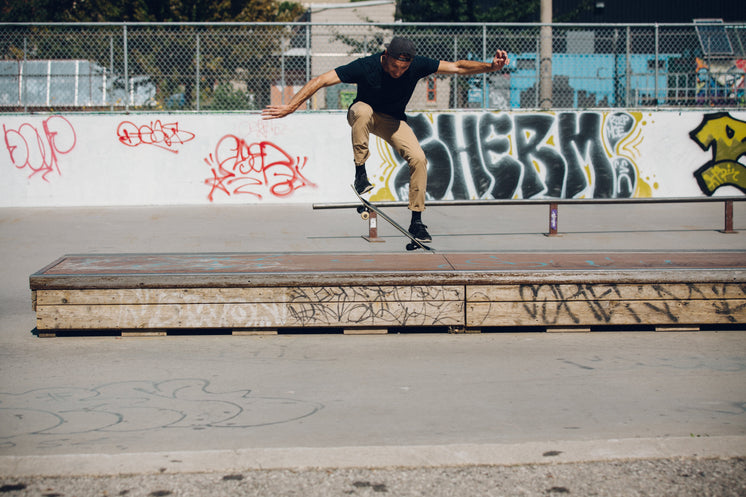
[1,201,745,496]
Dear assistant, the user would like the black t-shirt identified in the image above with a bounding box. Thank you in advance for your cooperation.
[335,52,440,121]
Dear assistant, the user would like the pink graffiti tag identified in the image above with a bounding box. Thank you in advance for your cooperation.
[204,135,316,201]
[2,115,76,181]
[117,120,196,154]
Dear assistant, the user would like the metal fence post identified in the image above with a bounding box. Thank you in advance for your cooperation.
[109,35,114,110]
[280,37,286,105]
[22,37,27,112]
[306,23,311,85]
[482,24,487,109]
[452,34,458,108]
[123,24,129,112]
[195,33,200,111]
[625,25,630,107]
[654,23,659,105]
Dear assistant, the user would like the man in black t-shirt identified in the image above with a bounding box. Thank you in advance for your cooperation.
[263,37,509,243]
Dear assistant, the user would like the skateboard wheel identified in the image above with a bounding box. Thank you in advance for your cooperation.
[406,242,419,251]
[361,211,370,220]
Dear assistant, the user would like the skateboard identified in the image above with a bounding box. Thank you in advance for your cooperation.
[351,185,434,252]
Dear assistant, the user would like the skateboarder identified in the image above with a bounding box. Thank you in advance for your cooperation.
[262,36,509,243]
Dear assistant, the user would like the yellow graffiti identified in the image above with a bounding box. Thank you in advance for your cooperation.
[370,136,397,201]
[698,162,745,193]
[690,112,746,195]
[635,177,654,198]
[620,127,644,158]
[604,112,650,197]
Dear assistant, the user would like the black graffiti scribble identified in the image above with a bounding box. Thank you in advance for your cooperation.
[471,282,746,328]
[287,286,463,327]
[392,111,638,201]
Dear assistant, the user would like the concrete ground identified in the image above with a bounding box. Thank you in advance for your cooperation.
[0,201,745,495]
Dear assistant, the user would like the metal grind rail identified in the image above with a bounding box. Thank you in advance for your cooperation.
[313,196,745,238]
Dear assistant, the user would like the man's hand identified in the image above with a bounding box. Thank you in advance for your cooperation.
[262,104,294,120]
[491,49,509,71]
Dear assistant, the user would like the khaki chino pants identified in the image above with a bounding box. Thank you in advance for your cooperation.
[347,101,427,212]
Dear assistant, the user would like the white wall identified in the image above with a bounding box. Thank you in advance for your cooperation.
[1,110,744,207]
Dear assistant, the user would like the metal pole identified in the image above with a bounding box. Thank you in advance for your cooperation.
[654,23,659,105]
[109,35,114,110]
[362,211,384,243]
[306,24,311,85]
[482,24,487,109]
[22,37,27,112]
[123,24,129,112]
[613,28,619,107]
[46,60,51,106]
[625,26,631,107]
[453,35,457,108]
[548,202,559,236]
[195,33,200,111]
[74,60,80,107]
[722,200,736,234]
[280,37,286,105]
[539,0,553,109]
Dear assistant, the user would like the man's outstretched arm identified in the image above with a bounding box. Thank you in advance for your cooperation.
[436,49,510,76]
[262,70,342,120]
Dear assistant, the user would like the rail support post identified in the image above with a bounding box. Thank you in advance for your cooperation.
[721,199,737,234]
[362,210,385,243]
[546,202,559,236]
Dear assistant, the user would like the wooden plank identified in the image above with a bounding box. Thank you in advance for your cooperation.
[121,330,167,337]
[343,328,388,335]
[467,283,746,302]
[232,330,278,336]
[467,299,746,327]
[655,326,700,332]
[36,285,465,305]
[36,301,465,330]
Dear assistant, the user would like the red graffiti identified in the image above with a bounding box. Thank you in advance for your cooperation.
[2,115,76,181]
[117,120,196,154]
[204,135,316,201]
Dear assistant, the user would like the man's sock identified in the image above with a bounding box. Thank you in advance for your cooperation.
[355,164,367,178]
[411,211,422,225]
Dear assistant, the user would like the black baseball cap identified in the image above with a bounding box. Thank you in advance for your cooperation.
[386,37,416,61]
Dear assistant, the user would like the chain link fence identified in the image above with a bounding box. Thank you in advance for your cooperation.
[1,21,744,112]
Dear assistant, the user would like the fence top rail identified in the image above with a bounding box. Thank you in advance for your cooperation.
[1,21,745,28]
[313,197,746,210]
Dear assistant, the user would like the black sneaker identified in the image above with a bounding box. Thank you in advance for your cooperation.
[354,175,373,195]
[408,221,432,243]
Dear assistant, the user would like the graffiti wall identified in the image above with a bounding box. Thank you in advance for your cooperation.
[1,110,744,207]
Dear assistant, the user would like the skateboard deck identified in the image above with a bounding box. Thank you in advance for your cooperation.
[351,185,434,252]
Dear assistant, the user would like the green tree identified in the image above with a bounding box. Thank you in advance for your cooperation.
[396,0,541,23]
[395,0,596,23]
[0,0,305,22]
[0,0,307,110]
